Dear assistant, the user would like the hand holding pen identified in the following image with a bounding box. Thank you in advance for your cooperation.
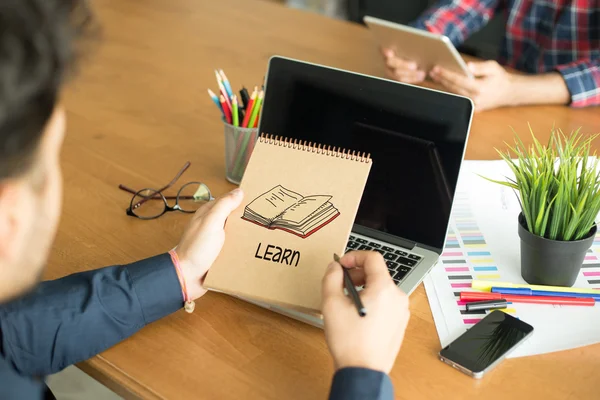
[321,251,411,373]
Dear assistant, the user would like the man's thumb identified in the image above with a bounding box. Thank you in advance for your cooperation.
[206,188,244,223]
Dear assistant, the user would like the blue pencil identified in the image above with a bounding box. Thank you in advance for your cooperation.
[207,89,224,116]
[219,69,234,99]
[491,287,600,301]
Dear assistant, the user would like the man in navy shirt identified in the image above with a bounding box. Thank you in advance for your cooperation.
[0,1,410,399]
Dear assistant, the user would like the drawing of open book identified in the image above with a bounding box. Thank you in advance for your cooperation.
[241,185,340,238]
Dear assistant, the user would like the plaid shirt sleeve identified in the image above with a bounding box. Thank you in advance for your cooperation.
[409,0,502,47]
[556,59,600,108]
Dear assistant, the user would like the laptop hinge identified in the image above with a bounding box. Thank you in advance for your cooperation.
[352,224,417,251]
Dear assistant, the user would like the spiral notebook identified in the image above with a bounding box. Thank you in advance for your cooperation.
[205,134,372,313]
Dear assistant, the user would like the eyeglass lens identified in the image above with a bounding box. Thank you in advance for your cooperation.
[177,182,212,213]
[131,189,167,219]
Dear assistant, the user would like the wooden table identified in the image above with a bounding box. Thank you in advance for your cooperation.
[52,0,600,398]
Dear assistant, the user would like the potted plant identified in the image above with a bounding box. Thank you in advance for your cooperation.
[486,127,600,287]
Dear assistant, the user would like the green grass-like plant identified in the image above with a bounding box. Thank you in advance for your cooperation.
[484,126,600,241]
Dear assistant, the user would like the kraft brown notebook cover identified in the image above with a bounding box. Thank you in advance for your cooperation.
[204,134,372,313]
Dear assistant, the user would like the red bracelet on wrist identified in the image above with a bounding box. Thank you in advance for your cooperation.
[169,248,195,313]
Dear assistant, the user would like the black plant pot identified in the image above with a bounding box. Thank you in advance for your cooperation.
[518,213,596,286]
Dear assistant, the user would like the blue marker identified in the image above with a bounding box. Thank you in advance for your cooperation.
[491,287,600,301]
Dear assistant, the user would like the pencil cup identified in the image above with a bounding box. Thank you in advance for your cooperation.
[224,123,259,185]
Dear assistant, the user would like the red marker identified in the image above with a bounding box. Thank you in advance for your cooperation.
[460,291,594,306]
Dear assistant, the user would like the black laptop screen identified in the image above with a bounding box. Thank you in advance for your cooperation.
[259,57,472,251]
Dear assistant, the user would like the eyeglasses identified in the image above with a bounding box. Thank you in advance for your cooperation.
[119,161,214,220]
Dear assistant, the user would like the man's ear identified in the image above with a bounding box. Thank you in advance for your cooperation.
[0,182,25,263]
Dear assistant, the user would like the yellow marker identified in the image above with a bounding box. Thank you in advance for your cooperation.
[464,244,487,248]
[472,280,600,295]
[499,308,517,314]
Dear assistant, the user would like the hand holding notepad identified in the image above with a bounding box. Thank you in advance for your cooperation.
[205,135,372,313]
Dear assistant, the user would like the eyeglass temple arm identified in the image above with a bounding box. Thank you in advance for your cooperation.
[119,184,179,200]
[155,161,191,194]
[127,162,192,209]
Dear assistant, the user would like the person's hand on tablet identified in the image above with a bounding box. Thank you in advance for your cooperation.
[381,48,426,84]
[321,250,410,373]
[429,60,515,111]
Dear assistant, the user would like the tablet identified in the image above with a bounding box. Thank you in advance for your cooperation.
[364,15,473,79]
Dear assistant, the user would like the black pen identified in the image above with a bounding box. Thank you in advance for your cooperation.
[334,253,367,317]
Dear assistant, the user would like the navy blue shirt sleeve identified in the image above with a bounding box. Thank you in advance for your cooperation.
[329,367,394,400]
[0,253,182,377]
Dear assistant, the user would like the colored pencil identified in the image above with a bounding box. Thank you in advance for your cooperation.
[207,70,264,180]
[247,91,263,128]
[491,287,600,301]
[241,88,257,128]
[215,70,232,108]
[460,291,595,306]
[232,95,239,127]
[207,89,223,115]
[229,88,256,172]
[219,69,234,99]
[220,95,232,124]
[252,109,260,128]
[218,81,232,110]
[232,91,262,177]
[472,280,600,295]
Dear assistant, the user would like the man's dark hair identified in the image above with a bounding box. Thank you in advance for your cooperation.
[0,0,94,180]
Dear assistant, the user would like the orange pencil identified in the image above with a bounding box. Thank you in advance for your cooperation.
[252,108,261,128]
[241,88,257,128]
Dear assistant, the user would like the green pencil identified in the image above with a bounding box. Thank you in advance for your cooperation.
[247,91,263,129]
[232,95,239,127]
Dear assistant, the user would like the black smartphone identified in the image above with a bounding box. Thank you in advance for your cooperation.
[439,311,534,378]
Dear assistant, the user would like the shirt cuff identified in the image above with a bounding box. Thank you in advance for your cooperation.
[126,253,183,325]
[329,367,394,400]
[556,62,600,108]
[408,19,429,31]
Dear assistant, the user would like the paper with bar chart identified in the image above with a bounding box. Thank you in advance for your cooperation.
[424,160,600,358]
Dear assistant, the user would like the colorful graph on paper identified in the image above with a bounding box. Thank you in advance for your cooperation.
[440,191,517,326]
[424,160,600,358]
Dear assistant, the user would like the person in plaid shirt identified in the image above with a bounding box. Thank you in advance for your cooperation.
[382,0,600,111]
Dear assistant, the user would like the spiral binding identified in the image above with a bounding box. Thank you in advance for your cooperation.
[259,133,371,163]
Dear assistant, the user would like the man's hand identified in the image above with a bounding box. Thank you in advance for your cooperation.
[382,48,426,84]
[321,251,410,373]
[175,188,243,300]
[430,60,516,111]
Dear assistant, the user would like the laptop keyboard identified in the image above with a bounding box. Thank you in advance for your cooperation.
[346,235,423,285]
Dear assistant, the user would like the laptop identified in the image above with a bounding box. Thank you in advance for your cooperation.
[249,56,473,327]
